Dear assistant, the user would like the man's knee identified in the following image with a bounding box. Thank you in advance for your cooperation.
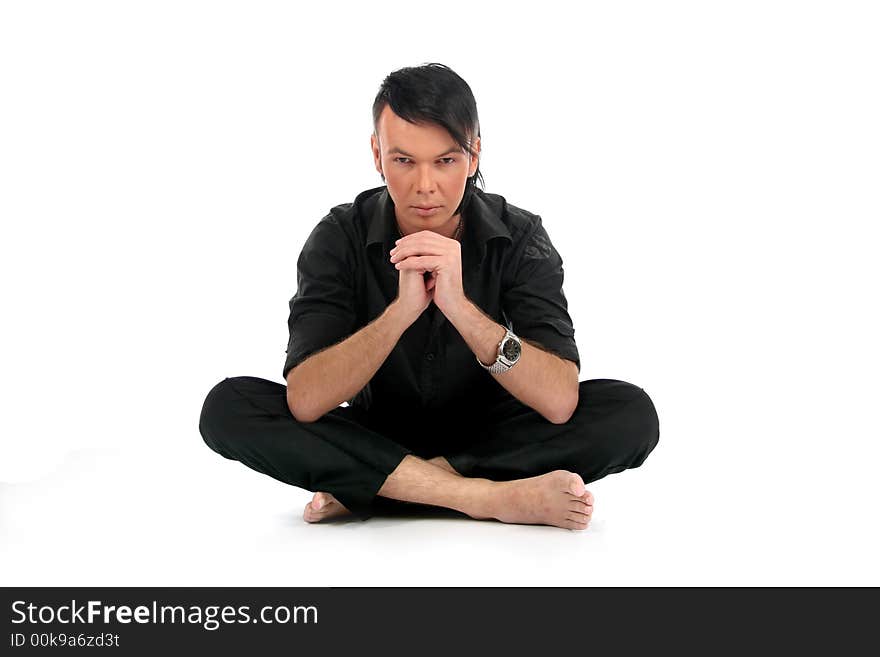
[628,386,660,467]
[198,377,240,457]
[573,379,659,467]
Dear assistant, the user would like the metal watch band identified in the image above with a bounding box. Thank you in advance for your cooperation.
[476,329,520,374]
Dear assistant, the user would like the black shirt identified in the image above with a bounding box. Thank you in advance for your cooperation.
[283,185,579,424]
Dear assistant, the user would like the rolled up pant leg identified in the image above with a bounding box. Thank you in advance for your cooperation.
[445,379,659,484]
[198,376,413,520]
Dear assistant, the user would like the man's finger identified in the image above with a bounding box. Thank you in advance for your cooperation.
[394,229,451,246]
[390,242,450,262]
[393,232,458,254]
[395,255,442,271]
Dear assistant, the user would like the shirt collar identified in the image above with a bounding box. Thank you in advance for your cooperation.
[364,186,512,264]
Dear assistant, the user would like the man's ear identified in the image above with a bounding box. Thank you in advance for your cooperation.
[469,136,481,176]
[371,133,384,176]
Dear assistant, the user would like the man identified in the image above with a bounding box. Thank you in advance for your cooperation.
[199,63,659,531]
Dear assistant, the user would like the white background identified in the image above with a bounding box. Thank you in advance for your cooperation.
[1,0,878,586]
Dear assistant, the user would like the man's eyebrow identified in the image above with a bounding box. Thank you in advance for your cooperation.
[387,146,462,158]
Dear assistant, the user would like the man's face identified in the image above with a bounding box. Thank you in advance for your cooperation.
[371,105,480,237]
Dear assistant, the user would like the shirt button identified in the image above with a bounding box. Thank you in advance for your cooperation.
[425,353,435,361]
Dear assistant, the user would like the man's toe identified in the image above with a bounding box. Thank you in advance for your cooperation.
[566,473,586,497]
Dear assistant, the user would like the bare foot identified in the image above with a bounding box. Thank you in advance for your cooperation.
[483,470,594,531]
[303,492,352,523]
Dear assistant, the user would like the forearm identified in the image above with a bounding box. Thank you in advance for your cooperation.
[445,299,579,424]
[286,302,409,422]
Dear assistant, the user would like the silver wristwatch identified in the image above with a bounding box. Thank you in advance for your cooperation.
[476,329,522,374]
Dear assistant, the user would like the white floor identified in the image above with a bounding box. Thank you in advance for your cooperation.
[3,434,877,586]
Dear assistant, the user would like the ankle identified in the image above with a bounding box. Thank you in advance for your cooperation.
[428,456,459,475]
[463,478,501,520]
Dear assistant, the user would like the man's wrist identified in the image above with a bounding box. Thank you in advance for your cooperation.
[440,294,472,327]
[382,300,414,337]
[476,323,508,366]
[445,298,506,365]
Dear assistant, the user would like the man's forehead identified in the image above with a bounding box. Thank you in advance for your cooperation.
[385,144,463,157]
[376,109,463,156]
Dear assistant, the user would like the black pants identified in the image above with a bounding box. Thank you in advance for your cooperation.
[198,376,660,520]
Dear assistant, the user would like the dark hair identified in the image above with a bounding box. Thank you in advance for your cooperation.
[372,63,483,217]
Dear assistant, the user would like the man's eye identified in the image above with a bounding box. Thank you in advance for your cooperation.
[394,157,456,165]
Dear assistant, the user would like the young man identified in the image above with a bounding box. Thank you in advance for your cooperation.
[199,63,659,530]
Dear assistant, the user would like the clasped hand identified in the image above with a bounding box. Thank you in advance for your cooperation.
[389,230,465,323]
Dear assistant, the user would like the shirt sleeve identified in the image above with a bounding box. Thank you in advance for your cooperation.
[502,216,580,372]
[282,218,358,380]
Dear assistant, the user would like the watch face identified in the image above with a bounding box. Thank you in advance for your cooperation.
[502,337,521,361]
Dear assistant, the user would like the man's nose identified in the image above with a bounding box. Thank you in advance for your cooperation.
[416,165,436,193]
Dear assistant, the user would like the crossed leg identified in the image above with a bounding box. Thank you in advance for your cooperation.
[201,376,655,531]
[303,378,660,530]
[304,456,461,522]
[304,456,460,522]
[303,455,594,530]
